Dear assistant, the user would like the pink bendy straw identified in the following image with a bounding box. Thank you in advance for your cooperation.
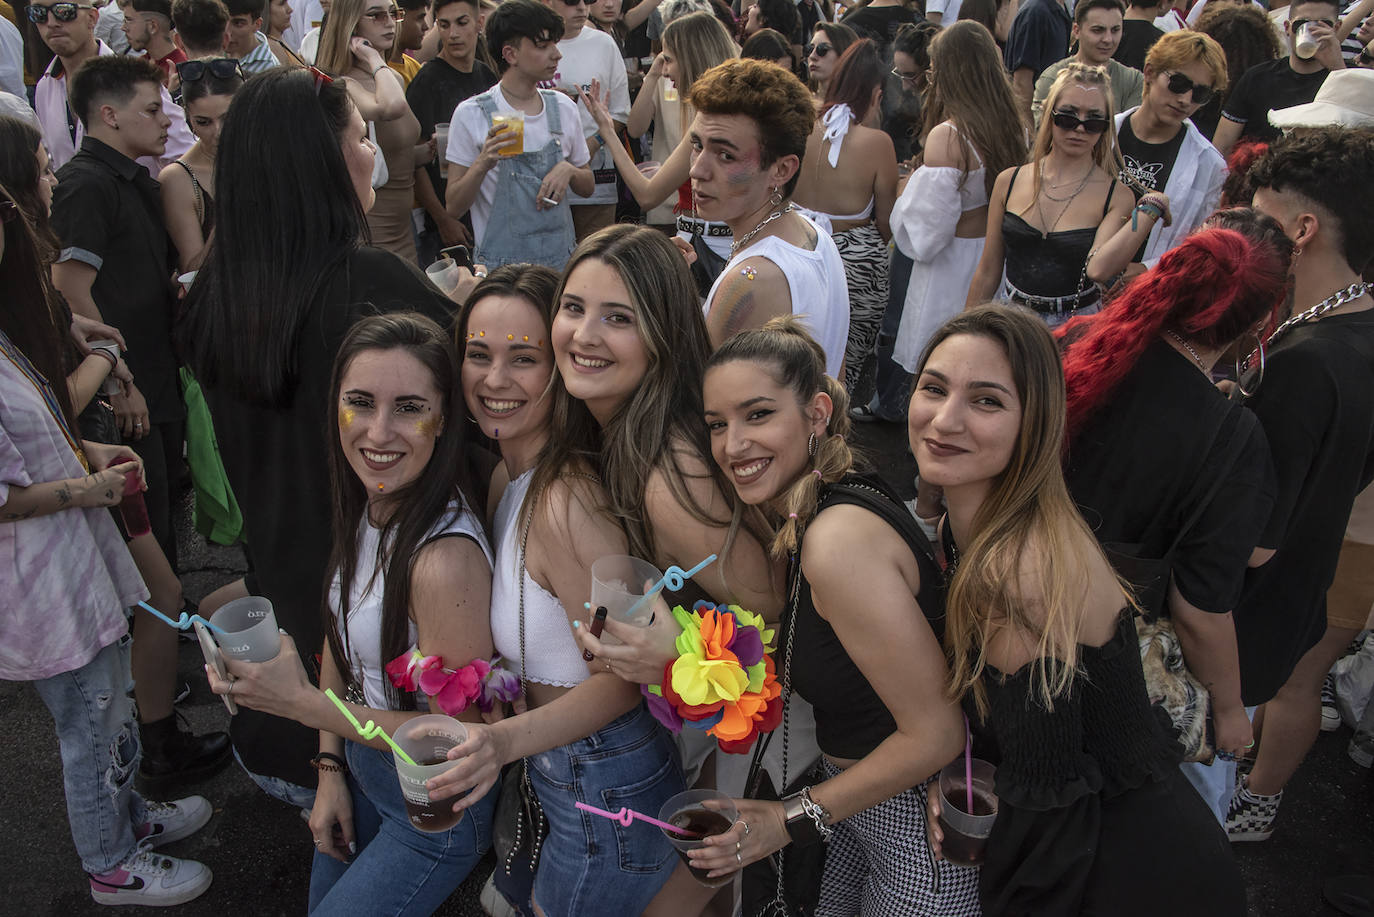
[963,713,974,814]
[575,802,702,837]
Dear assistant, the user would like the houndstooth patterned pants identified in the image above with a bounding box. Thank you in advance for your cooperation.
[816,759,983,917]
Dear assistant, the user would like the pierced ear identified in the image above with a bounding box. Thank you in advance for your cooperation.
[770,153,800,190]
[808,390,833,430]
[100,103,120,131]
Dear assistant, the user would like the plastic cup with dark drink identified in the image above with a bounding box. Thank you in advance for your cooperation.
[118,469,151,537]
[658,789,739,888]
[209,596,280,663]
[393,715,469,833]
[936,757,998,868]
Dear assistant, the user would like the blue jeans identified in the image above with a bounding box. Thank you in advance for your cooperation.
[527,705,684,917]
[308,740,497,916]
[32,633,147,874]
[1180,705,1257,823]
[871,246,915,420]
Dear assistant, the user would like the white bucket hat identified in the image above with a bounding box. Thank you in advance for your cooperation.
[1269,69,1374,129]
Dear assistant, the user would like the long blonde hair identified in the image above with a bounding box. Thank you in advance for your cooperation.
[316,0,368,75]
[1031,62,1123,201]
[915,306,1113,716]
[662,10,738,126]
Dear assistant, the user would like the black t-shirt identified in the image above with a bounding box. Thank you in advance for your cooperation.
[1235,310,1374,706]
[405,56,496,230]
[202,247,457,787]
[1004,0,1072,79]
[1220,58,1329,145]
[1065,340,1275,617]
[51,138,182,423]
[1116,115,1186,261]
[1113,19,1164,72]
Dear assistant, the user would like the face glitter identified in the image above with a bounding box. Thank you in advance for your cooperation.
[339,406,356,428]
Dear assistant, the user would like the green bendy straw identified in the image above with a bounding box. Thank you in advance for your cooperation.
[324,688,417,766]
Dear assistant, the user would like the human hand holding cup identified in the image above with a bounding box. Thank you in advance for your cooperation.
[393,715,470,832]
[933,757,998,867]
[210,595,282,663]
[590,555,663,627]
[660,789,740,888]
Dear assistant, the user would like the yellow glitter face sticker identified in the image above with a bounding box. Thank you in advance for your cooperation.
[339,406,357,429]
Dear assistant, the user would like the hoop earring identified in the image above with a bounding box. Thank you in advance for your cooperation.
[1236,333,1266,398]
[768,186,784,209]
[807,432,818,458]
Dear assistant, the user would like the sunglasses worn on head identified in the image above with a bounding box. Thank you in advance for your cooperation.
[176,57,243,81]
[27,2,93,23]
[1165,70,1214,105]
[1051,110,1109,134]
[362,6,402,21]
[805,41,833,56]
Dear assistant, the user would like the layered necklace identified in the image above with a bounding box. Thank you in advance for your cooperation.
[1034,162,1094,239]
[731,204,794,257]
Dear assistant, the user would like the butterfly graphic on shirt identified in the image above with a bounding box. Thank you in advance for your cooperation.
[1122,154,1164,191]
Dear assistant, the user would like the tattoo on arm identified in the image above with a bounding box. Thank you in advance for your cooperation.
[713,278,760,340]
[2,509,37,521]
[55,484,73,508]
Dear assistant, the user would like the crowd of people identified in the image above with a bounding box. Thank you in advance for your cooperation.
[2,0,1374,911]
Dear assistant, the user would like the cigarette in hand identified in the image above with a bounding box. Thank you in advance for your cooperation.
[541,196,560,206]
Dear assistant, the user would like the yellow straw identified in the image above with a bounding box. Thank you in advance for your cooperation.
[323,688,418,766]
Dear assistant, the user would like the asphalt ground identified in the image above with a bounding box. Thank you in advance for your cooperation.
[2,419,1370,916]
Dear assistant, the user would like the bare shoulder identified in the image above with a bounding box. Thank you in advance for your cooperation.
[801,502,912,589]
[157,159,191,194]
[412,532,492,591]
[922,123,969,171]
[707,257,790,340]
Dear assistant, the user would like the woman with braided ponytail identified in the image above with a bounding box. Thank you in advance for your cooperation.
[686,316,981,916]
[1059,210,1292,822]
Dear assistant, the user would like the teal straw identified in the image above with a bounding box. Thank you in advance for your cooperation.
[623,554,719,619]
[137,600,225,634]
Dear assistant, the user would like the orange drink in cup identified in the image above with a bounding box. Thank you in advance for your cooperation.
[491,113,525,157]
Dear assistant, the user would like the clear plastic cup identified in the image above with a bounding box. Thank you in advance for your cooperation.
[177,271,197,293]
[210,596,280,662]
[936,757,998,867]
[392,715,469,833]
[637,160,662,178]
[491,112,525,156]
[434,122,450,179]
[658,789,738,888]
[590,555,662,625]
[1295,21,1318,59]
[662,80,679,102]
[425,256,462,294]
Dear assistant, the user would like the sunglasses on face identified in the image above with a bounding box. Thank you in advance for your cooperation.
[362,6,402,22]
[805,41,833,56]
[27,2,93,23]
[176,57,243,81]
[1163,70,1214,105]
[1291,17,1336,30]
[1050,110,1109,134]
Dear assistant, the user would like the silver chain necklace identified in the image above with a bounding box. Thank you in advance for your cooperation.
[1165,329,1206,371]
[1264,282,1371,352]
[731,204,794,257]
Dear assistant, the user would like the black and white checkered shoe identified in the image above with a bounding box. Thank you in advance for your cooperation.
[1225,777,1281,842]
[1321,674,1341,732]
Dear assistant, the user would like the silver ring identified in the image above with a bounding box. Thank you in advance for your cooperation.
[735,839,741,854]
[228,679,236,696]
[741,819,750,836]
[134,422,143,429]
[474,270,488,278]
[735,851,742,865]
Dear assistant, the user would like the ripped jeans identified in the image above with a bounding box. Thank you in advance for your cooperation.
[32,633,147,874]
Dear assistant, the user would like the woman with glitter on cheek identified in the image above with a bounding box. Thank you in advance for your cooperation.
[207,312,505,914]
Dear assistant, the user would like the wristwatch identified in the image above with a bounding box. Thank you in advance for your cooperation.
[781,787,833,846]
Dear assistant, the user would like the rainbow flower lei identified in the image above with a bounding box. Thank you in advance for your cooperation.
[642,601,782,753]
[385,647,521,717]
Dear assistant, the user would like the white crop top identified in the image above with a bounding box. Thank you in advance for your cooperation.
[489,469,591,687]
[331,499,493,710]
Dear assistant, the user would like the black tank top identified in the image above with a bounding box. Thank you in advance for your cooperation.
[1001,165,1115,298]
[784,474,947,760]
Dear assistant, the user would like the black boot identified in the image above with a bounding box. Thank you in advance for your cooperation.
[139,714,232,792]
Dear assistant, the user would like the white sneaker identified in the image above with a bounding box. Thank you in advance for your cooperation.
[137,796,213,847]
[89,847,212,906]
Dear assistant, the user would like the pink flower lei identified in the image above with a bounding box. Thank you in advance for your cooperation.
[384,647,522,716]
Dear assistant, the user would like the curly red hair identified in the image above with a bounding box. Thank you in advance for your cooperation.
[1058,221,1290,440]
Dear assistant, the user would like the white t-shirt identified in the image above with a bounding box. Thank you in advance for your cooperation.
[447,85,591,244]
[554,27,631,206]
[927,0,963,20]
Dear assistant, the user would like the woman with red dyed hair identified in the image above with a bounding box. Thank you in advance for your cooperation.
[1059,209,1292,822]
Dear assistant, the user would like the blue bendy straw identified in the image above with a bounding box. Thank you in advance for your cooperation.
[623,554,718,620]
[137,600,226,634]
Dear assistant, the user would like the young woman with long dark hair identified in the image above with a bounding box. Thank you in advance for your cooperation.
[1060,211,1293,821]
[208,312,499,915]
[685,316,979,915]
[912,305,1245,916]
[791,39,897,398]
[181,67,454,806]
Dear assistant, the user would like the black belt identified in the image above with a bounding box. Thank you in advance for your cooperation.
[677,217,732,238]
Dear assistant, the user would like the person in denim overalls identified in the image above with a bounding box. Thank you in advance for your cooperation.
[444,0,593,270]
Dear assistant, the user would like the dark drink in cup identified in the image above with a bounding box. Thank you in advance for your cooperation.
[658,789,739,888]
[118,470,151,537]
[402,755,464,832]
[668,808,735,887]
[936,783,997,866]
[936,757,998,869]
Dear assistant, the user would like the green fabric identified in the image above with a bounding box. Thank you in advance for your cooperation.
[180,367,244,546]
[1032,56,1146,128]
